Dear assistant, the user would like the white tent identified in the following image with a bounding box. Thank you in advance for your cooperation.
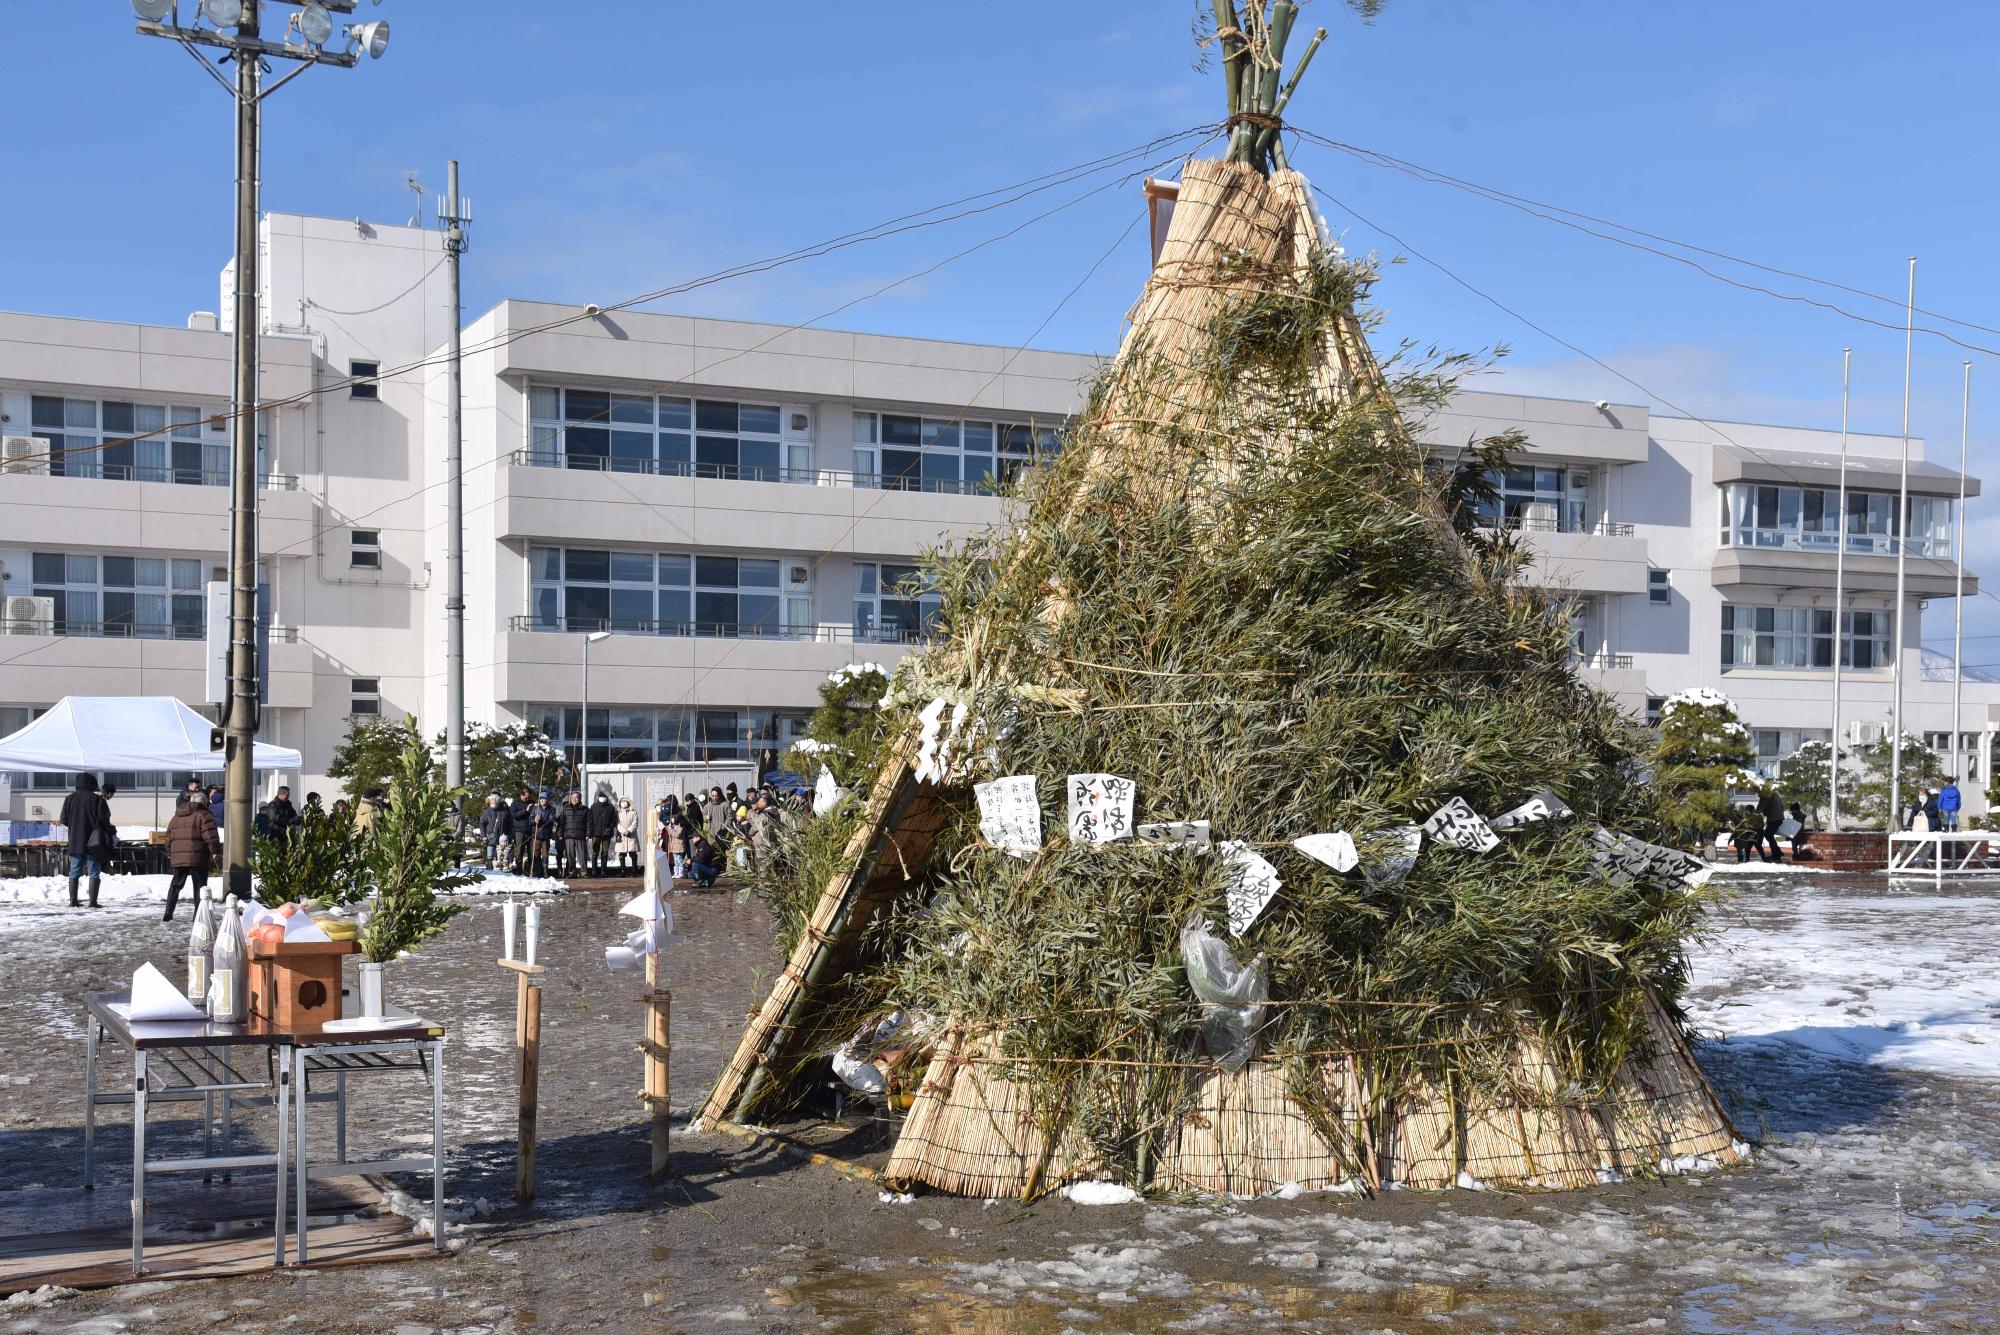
[0,696,301,773]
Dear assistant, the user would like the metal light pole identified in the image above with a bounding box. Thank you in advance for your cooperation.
[441,162,471,788]
[1951,362,1971,787]
[135,0,390,897]
[1889,257,1915,844]
[581,631,611,800]
[1829,348,1851,831]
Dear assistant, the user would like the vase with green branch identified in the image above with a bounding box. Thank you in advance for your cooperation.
[354,724,475,1014]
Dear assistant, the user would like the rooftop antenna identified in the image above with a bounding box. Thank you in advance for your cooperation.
[405,171,428,227]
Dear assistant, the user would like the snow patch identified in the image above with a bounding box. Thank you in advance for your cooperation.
[1060,1181,1140,1206]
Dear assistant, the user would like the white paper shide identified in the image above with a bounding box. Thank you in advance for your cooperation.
[1421,797,1500,854]
[1220,840,1283,937]
[1292,830,1359,873]
[1066,773,1135,845]
[1137,820,1212,847]
[1489,789,1575,831]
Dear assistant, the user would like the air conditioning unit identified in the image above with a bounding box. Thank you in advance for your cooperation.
[1523,501,1559,531]
[3,595,53,635]
[1846,720,1888,745]
[2,436,49,476]
[786,560,812,587]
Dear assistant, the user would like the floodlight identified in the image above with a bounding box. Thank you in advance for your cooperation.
[132,0,176,21]
[199,0,243,26]
[296,2,333,45]
[347,18,389,58]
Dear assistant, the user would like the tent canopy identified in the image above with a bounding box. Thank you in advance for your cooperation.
[0,697,301,773]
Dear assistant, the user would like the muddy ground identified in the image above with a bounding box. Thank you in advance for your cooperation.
[1,871,1995,1334]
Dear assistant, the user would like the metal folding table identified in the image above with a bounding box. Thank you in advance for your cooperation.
[81,990,291,1277]
[288,1009,446,1263]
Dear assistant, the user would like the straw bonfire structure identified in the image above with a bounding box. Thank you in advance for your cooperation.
[700,2,1744,1198]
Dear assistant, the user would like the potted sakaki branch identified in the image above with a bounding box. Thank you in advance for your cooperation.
[355,724,474,1017]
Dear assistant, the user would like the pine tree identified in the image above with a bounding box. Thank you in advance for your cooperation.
[1849,732,1948,829]
[357,724,473,964]
[1651,688,1756,846]
[1777,739,1846,825]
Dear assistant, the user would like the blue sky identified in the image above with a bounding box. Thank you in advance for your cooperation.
[7,2,1999,658]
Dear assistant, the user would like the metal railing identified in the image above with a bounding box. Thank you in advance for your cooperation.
[506,449,1013,497]
[1475,513,1635,538]
[506,614,926,645]
[1721,528,1944,559]
[1575,652,1635,670]
[17,464,300,490]
[0,619,299,642]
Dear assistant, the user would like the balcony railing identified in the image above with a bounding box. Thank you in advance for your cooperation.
[1475,513,1635,538]
[11,463,300,490]
[0,620,299,642]
[1721,528,1946,559]
[507,614,927,645]
[1575,652,1635,670]
[506,449,1010,497]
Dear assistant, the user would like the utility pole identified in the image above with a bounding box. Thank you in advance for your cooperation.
[441,162,471,788]
[1890,257,1915,849]
[135,0,392,897]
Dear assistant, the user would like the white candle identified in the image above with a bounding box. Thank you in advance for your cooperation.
[525,903,541,966]
[502,900,518,961]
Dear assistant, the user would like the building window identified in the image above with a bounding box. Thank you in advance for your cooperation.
[853,562,940,644]
[1719,482,1952,558]
[350,529,381,569]
[1474,465,1589,533]
[1922,731,1984,781]
[1648,568,1670,605]
[349,361,380,400]
[350,678,380,716]
[851,411,1058,495]
[528,546,788,637]
[527,703,810,766]
[1751,728,1830,780]
[1645,695,1665,728]
[1720,604,1893,672]
[23,551,205,639]
[17,393,233,484]
[526,387,788,480]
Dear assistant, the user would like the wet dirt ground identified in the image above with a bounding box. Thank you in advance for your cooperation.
[2,870,1996,1334]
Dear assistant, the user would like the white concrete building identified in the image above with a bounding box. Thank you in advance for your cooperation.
[2,209,1994,827]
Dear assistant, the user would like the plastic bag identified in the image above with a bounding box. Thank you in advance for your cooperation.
[1180,915,1268,1072]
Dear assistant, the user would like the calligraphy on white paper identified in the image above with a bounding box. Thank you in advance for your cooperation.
[1137,820,1212,847]
[1489,789,1575,831]
[1421,797,1500,853]
[974,775,1043,854]
[1220,840,1283,937]
[1067,773,1135,845]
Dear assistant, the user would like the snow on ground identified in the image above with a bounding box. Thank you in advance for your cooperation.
[1688,880,2000,1078]
[0,868,567,923]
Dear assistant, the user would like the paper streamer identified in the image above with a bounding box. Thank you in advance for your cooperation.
[1360,826,1423,890]
[1421,797,1500,854]
[1066,773,1135,845]
[1220,841,1283,937]
[913,698,949,784]
[1137,820,1212,847]
[974,775,1042,854]
[1292,831,1359,873]
[1489,789,1575,831]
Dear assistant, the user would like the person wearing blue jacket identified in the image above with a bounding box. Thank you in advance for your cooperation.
[1937,777,1962,833]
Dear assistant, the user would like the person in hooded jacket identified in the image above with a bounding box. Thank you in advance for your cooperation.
[61,773,114,909]
[588,790,618,875]
[615,797,640,872]
[163,791,221,921]
[479,793,508,867]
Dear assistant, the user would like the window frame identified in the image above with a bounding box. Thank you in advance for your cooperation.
[350,677,381,716]
[349,529,382,570]
[349,360,381,400]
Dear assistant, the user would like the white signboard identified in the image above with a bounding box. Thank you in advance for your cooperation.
[1066,773,1135,845]
[974,775,1042,854]
[1421,797,1500,853]
[1292,830,1358,873]
[1220,840,1283,937]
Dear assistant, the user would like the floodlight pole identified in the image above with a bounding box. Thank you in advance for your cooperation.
[442,161,469,789]
[135,0,379,898]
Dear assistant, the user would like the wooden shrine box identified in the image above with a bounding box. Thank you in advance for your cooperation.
[248,937,359,1029]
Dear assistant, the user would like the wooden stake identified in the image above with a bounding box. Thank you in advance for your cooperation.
[645,950,671,1181]
[499,958,546,1205]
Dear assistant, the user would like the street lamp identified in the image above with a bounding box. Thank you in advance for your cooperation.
[580,631,612,801]
[133,0,389,898]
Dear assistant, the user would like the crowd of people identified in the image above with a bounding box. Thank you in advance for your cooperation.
[470,779,805,889]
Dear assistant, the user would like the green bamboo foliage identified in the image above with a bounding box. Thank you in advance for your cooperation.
[356,725,474,964]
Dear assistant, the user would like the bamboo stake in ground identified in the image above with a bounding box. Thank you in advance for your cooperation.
[643,949,672,1181]
[499,958,546,1204]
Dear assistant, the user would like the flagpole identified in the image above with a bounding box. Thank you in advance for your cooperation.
[1952,360,1971,787]
[1830,348,1851,830]
[1889,258,1915,845]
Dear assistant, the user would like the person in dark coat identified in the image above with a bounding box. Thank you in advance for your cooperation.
[478,794,508,867]
[587,791,619,875]
[60,773,113,908]
[206,784,225,829]
[530,792,559,877]
[266,785,301,845]
[509,788,535,873]
[163,792,221,921]
[558,791,590,877]
[1756,784,1786,863]
[685,832,723,888]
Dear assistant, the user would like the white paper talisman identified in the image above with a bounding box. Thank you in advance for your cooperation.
[1220,840,1283,937]
[1421,797,1500,853]
[1066,773,1135,845]
[1292,831,1359,873]
[974,775,1042,854]
[1489,789,1576,831]
[1136,820,1212,847]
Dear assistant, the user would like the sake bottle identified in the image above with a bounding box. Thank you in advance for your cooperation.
[209,895,248,1024]
[187,885,215,1010]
